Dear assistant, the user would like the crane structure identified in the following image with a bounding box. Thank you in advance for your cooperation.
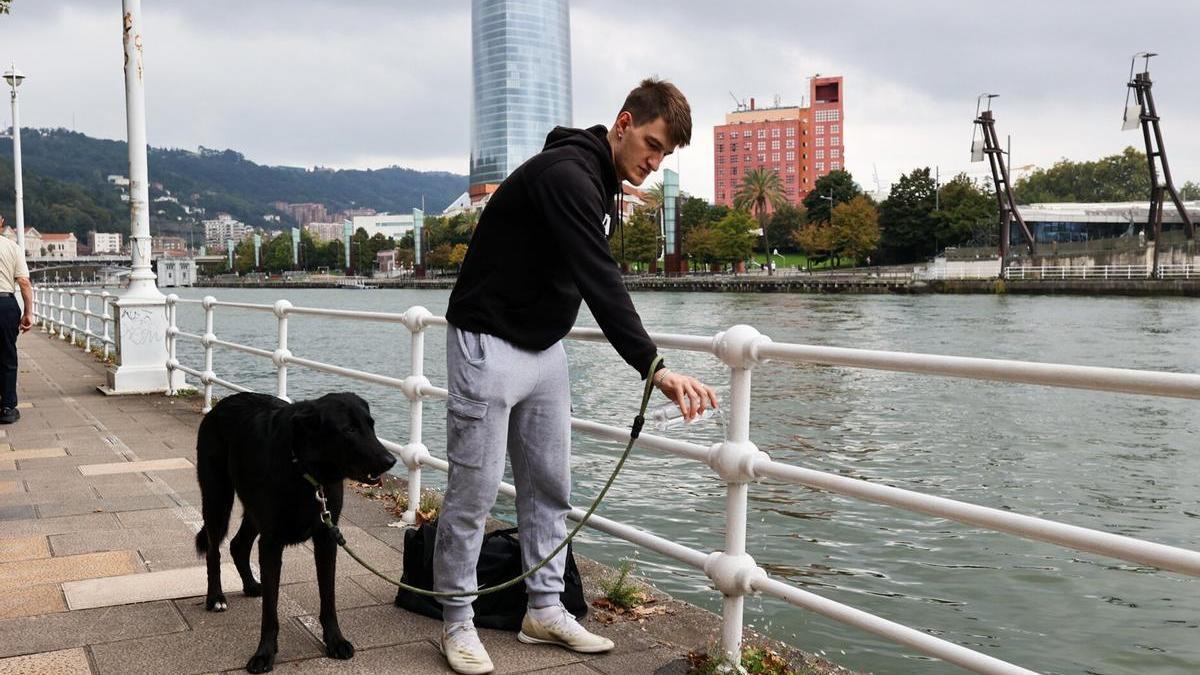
[971,94,1035,265]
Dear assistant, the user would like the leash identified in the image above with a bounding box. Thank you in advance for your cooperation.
[305,355,663,599]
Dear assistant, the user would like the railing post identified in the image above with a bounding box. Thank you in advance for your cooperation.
[706,325,772,669]
[58,291,69,341]
[400,306,434,524]
[201,295,216,413]
[82,290,93,353]
[272,300,292,402]
[164,294,179,396]
[100,291,112,360]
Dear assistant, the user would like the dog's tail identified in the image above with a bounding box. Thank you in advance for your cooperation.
[194,527,209,556]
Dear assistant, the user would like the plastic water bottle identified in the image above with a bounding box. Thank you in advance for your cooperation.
[648,401,723,432]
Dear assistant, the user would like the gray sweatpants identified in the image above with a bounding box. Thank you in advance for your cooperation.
[433,324,572,623]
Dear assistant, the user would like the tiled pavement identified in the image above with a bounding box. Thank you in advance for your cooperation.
[0,331,720,674]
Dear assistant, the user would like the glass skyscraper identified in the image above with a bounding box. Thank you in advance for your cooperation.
[470,0,572,187]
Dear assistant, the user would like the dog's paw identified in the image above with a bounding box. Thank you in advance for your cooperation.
[205,594,228,612]
[246,651,275,673]
[242,580,262,597]
[325,636,355,660]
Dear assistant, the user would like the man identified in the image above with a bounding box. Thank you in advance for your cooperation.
[0,219,33,424]
[434,78,718,674]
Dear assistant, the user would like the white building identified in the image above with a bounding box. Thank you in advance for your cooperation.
[40,233,78,258]
[203,213,251,250]
[304,221,347,244]
[1,226,42,258]
[157,257,196,287]
[352,213,414,240]
[91,231,123,254]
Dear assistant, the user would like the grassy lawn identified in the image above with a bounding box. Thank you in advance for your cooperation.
[749,252,859,271]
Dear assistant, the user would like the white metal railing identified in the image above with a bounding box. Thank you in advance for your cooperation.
[1157,263,1200,279]
[1004,264,1150,280]
[156,294,1200,675]
[31,287,118,359]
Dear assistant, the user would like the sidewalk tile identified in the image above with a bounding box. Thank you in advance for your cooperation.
[0,583,67,619]
[3,512,120,538]
[0,505,35,521]
[78,458,193,476]
[5,448,66,461]
[0,550,143,593]
[263,642,453,675]
[89,619,321,675]
[35,494,177,519]
[0,600,186,658]
[63,562,238,611]
[0,535,50,563]
[0,647,91,675]
[296,604,440,651]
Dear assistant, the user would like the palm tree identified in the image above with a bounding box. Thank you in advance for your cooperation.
[734,168,787,275]
[643,182,666,213]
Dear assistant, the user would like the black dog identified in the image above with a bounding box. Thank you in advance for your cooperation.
[194,392,396,673]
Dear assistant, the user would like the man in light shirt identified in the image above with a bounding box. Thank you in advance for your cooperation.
[0,217,34,424]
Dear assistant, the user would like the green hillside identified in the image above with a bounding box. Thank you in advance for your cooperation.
[0,128,466,240]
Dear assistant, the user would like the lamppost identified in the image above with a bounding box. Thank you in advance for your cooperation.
[820,190,835,270]
[4,64,25,254]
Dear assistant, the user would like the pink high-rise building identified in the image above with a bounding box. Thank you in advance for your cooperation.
[713,76,844,209]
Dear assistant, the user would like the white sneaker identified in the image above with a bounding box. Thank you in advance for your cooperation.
[518,604,615,653]
[440,621,494,674]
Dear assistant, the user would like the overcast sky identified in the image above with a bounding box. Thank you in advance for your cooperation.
[3,1,1199,203]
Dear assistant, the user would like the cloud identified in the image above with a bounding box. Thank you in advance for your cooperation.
[3,0,1199,201]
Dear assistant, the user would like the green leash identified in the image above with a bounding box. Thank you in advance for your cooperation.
[305,355,664,599]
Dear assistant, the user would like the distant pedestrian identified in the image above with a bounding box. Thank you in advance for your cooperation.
[0,217,32,424]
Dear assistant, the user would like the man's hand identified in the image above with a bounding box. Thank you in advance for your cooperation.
[653,368,718,422]
[19,314,32,333]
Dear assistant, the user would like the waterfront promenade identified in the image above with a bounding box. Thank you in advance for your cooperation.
[0,333,739,675]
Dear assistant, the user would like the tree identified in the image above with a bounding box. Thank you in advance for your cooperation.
[734,168,786,274]
[931,174,995,249]
[767,203,805,253]
[1180,181,1200,201]
[878,167,937,263]
[679,195,713,241]
[1013,147,1149,203]
[830,196,881,265]
[683,226,719,270]
[712,210,757,269]
[448,243,468,268]
[426,243,454,269]
[642,182,665,213]
[802,170,863,225]
[614,208,660,271]
[793,223,834,269]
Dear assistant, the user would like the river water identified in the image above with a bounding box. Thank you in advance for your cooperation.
[163,288,1200,674]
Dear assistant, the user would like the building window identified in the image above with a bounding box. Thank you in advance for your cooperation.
[770,152,779,162]
[757,129,766,138]
[786,175,795,183]
[787,164,795,173]
[815,109,840,122]
[816,162,825,171]
[831,136,840,146]
[831,149,840,158]
[757,153,766,162]
[831,161,841,170]
[786,127,795,137]
[786,151,795,161]
[717,132,725,140]
[744,155,752,163]
[786,139,795,149]
[743,130,752,137]
[743,142,750,151]
[816,125,825,135]
[757,141,765,151]
[717,144,724,152]
[771,140,780,150]
[816,137,825,147]
[830,124,839,133]
[771,128,781,138]
[815,150,825,159]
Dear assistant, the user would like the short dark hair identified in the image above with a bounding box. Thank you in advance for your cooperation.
[619,78,692,148]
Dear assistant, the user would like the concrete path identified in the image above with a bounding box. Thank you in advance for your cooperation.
[0,332,719,675]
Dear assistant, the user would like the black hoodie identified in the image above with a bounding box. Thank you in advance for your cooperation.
[446,125,662,378]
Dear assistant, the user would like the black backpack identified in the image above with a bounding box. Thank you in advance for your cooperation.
[393,519,588,631]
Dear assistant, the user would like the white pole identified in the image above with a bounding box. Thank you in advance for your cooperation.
[405,326,425,523]
[108,0,179,393]
[9,66,24,253]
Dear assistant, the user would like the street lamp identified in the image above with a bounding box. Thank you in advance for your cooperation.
[4,63,25,255]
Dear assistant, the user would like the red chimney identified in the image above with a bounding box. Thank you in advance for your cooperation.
[750,97,755,110]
